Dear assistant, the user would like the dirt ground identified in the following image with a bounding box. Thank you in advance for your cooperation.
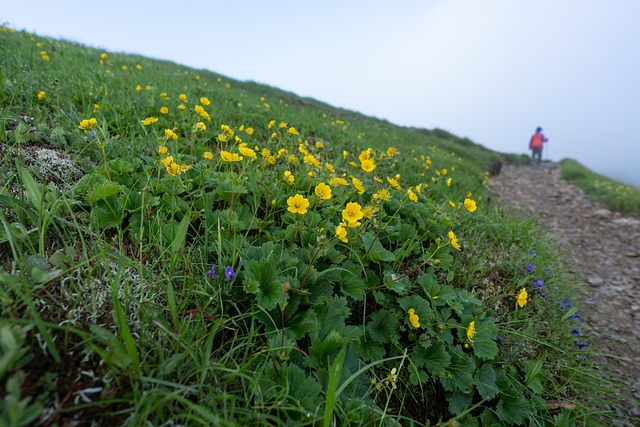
[488,162,640,423]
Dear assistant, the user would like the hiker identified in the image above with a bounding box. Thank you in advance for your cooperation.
[529,127,548,165]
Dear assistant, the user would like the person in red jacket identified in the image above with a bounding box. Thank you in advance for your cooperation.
[529,127,548,165]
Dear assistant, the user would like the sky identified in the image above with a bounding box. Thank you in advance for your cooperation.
[3,0,640,186]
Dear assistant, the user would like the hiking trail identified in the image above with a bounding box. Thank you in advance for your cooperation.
[488,162,640,422]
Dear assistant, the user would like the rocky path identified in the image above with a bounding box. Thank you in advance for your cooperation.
[488,163,640,421]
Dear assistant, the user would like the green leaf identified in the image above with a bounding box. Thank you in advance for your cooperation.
[90,181,121,203]
[412,341,450,374]
[366,309,399,344]
[522,359,545,394]
[361,232,395,263]
[449,391,473,416]
[354,337,386,362]
[473,318,499,360]
[397,295,435,323]
[243,258,284,311]
[171,212,191,254]
[440,348,476,392]
[17,166,43,212]
[475,362,498,399]
[324,345,347,427]
[496,394,531,425]
[285,363,322,412]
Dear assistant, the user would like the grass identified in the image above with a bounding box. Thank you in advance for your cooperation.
[560,159,640,215]
[0,24,637,426]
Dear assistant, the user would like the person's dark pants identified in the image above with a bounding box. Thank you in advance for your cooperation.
[531,148,542,164]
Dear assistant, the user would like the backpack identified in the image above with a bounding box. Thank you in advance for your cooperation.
[530,133,543,149]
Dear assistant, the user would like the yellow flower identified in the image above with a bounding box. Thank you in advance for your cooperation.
[78,118,97,131]
[358,149,372,163]
[157,145,168,155]
[179,94,187,102]
[287,127,299,135]
[362,205,376,218]
[407,188,418,203]
[121,65,127,71]
[268,119,276,130]
[448,200,456,208]
[325,163,335,173]
[408,308,420,328]
[37,91,45,100]
[166,162,181,176]
[467,321,476,342]
[135,84,141,91]
[446,178,452,187]
[361,159,375,172]
[386,147,397,157]
[203,151,214,160]
[221,124,234,137]
[220,150,242,162]
[200,97,211,106]
[315,182,332,200]
[160,156,174,167]
[375,189,391,201]
[141,117,158,126]
[329,177,348,187]
[239,146,257,159]
[448,230,461,251]
[278,122,287,129]
[101,52,108,60]
[195,122,206,132]
[266,156,276,165]
[194,105,210,121]
[287,194,310,215]
[464,198,477,213]
[164,129,178,141]
[136,64,142,70]
[93,103,100,112]
[343,150,349,160]
[342,202,363,226]
[160,106,169,114]
[517,288,528,308]
[283,170,295,185]
[335,225,348,243]
[245,127,254,135]
[351,177,365,195]
[387,176,401,190]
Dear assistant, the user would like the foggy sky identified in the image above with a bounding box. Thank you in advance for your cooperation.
[4,0,639,186]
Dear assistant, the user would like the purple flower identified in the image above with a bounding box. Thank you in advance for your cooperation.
[207,265,217,279]
[576,339,587,350]
[526,264,534,273]
[225,266,236,281]
[533,280,544,289]
[496,337,504,345]
[572,329,581,336]
[529,249,535,256]
[543,267,552,275]
[560,297,572,310]
[569,311,581,320]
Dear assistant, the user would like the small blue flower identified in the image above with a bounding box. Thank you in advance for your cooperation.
[526,264,534,273]
[225,266,236,281]
[569,311,581,320]
[496,337,504,345]
[572,329,581,336]
[560,297,572,310]
[576,339,587,350]
[207,265,217,279]
[543,267,552,275]
[529,249,535,256]
[533,280,544,288]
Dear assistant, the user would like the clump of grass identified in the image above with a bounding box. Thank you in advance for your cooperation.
[560,158,640,215]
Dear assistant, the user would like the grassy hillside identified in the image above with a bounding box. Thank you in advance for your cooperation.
[0,25,630,426]
[559,159,640,215]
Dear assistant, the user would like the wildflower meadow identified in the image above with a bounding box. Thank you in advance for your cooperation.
[0,25,631,426]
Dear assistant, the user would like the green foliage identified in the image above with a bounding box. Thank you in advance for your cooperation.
[560,158,640,214]
[0,25,629,426]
